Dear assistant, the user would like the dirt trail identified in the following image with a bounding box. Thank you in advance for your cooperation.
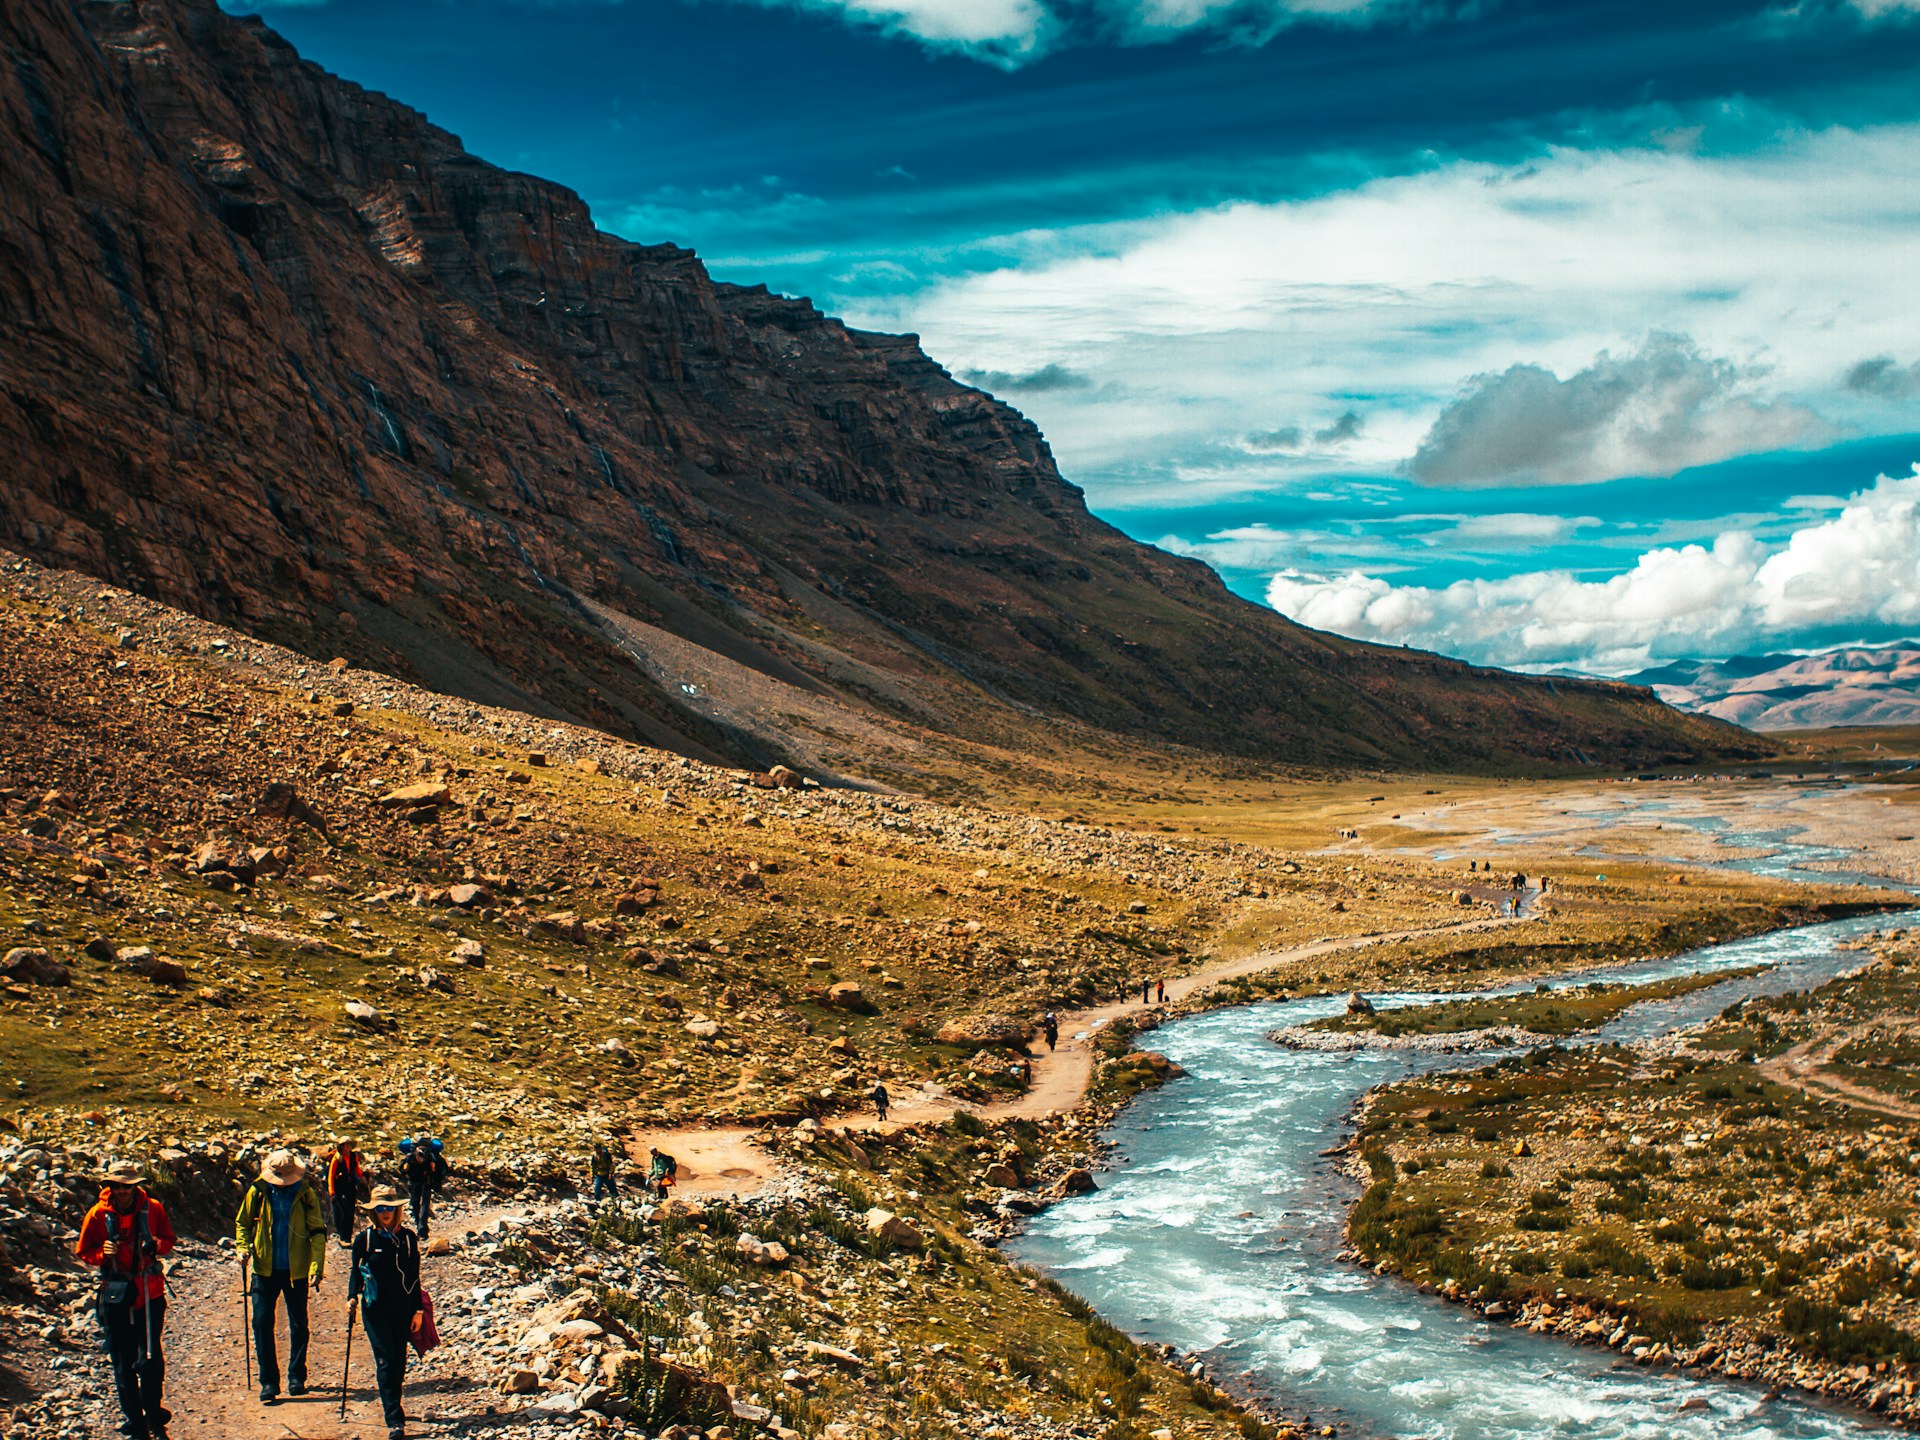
[1758,1022,1920,1121]
[160,1196,538,1440]
[628,906,1536,1196]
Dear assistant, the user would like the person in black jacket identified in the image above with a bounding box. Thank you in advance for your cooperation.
[398,1137,447,1240]
[348,1186,422,1440]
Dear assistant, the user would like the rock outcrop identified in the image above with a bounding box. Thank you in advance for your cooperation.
[0,0,1764,777]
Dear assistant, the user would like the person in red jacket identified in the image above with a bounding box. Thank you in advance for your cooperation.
[76,1159,177,1440]
[327,1137,366,1244]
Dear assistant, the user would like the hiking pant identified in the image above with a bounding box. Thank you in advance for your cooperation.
[251,1270,309,1392]
[362,1306,411,1429]
[102,1296,167,1438]
[591,1174,617,1201]
[332,1193,356,1241]
[409,1188,433,1239]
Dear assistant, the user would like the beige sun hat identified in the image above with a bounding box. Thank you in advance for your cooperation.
[259,1149,307,1184]
[359,1184,405,1212]
[95,1159,149,1187]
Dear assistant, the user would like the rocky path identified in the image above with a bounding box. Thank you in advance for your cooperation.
[157,1198,535,1440]
[1757,1022,1920,1121]
[628,907,1535,1196]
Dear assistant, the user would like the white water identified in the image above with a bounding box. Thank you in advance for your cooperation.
[1011,817,1920,1439]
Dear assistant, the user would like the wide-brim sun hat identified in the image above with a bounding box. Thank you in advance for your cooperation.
[360,1184,405,1212]
[259,1149,307,1183]
[95,1159,149,1186]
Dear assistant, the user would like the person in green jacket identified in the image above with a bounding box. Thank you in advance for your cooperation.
[234,1150,328,1405]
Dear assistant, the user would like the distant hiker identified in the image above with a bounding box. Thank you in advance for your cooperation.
[871,1082,890,1123]
[646,1147,678,1200]
[1042,1013,1058,1050]
[398,1136,447,1240]
[1141,978,1151,1004]
[589,1142,618,1203]
[1155,977,1166,1004]
[328,1138,366,1243]
[348,1185,422,1440]
[77,1159,176,1440]
[236,1149,328,1404]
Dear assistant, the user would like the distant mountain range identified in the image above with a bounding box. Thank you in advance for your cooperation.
[1629,645,1920,731]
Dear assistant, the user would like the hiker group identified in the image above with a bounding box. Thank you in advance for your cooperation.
[75,1135,448,1440]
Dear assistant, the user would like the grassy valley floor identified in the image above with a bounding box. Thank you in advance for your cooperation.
[0,550,1908,1438]
[1343,923,1920,1423]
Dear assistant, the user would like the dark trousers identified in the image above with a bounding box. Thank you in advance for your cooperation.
[251,1270,309,1391]
[332,1193,356,1241]
[409,1189,433,1239]
[591,1174,616,1201]
[101,1295,167,1438]
[362,1307,411,1428]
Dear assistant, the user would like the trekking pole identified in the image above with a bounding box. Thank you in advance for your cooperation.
[239,1250,250,1391]
[339,1299,356,1419]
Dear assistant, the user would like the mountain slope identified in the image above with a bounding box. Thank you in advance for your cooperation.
[1632,645,1920,732]
[0,0,1761,780]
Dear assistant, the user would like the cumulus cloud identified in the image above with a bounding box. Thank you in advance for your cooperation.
[711,0,1448,64]
[1844,355,1920,399]
[961,362,1092,393]
[1239,411,1363,453]
[1407,333,1822,488]
[1266,467,1920,672]
[869,124,1920,504]
[720,0,1053,63]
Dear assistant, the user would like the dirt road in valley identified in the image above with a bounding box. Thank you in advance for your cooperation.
[628,906,1537,1198]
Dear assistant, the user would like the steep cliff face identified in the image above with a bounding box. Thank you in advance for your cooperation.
[0,0,1763,777]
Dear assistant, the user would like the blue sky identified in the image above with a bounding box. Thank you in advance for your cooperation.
[226,0,1920,674]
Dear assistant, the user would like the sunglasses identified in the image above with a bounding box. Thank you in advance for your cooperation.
[373,1205,400,1214]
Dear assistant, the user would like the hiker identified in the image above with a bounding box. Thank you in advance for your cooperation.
[871,1081,890,1123]
[327,1137,366,1243]
[77,1159,176,1440]
[646,1147,678,1200]
[589,1142,618,1203]
[348,1185,423,1440]
[235,1149,328,1404]
[1042,1013,1058,1050]
[399,1136,447,1240]
[1155,977,1166,1004]
[1140,977,1151,1004]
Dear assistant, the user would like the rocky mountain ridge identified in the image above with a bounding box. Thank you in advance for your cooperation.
[0,0,1759,780]
[1631,645,1920,732]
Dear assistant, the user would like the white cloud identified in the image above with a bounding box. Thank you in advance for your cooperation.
[717,0,1437,63]
[1265,467,1920,672]
[1849,0,1920,16]
[854,123,1920,503]
[728,0,1052,62]
[1408,333,1821,488]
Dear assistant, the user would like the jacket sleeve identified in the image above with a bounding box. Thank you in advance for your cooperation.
[346,1234,364,1300]
[75,1205,108,1267]
[234,1186,256,1255]
[302,1186,328,1283]
[148,1199,177,1260]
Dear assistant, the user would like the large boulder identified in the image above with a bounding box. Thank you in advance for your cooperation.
[936,1014,1028,1049]
[1,947,69,987]
[375,782,451,810]
[826,981,875,1014]
[864,1208,925,1250]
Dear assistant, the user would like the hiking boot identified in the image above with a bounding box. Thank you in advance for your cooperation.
[259,1385,278,1404]
[287,1382,307,1397]
[387,1428,405,1440]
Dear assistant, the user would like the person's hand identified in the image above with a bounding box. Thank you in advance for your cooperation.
[101,1239,119,1260]
[310,1277,323,1294]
